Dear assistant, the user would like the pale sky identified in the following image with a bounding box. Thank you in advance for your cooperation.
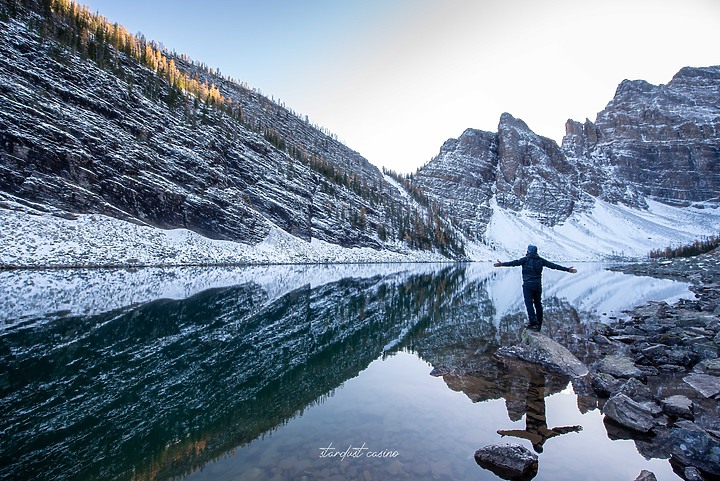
[82,0,720,173]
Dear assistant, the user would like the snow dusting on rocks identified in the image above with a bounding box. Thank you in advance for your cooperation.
[0,202,448,269]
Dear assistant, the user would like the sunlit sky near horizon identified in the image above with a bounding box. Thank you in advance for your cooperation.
[81,0,720,173]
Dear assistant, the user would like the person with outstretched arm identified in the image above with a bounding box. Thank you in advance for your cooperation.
[493,245,577,331]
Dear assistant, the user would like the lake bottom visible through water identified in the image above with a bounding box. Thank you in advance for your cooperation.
[185,350,676,481]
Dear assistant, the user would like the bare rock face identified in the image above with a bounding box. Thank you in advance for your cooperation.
[495,113,592,226]
[562,119,647,208]
[567,66,720,205]
[0,20,305,244]
[413,128,497,239]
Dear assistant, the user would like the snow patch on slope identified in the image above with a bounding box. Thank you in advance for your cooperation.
[475,197,720,261]
[0,201,448,269]
[2,192,718,268]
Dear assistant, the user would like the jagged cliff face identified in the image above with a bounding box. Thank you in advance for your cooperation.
[416,66,720,238]
[495,113,592,224]
[0,15,385,246]
[415,113,593,235]
[569,66,720,205]
[413,128,497,238]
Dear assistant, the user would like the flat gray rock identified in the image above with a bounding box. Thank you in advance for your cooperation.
[603,393,656,433]
[496,330,588,378]
[683,373,720,398]
[594,355,645,380]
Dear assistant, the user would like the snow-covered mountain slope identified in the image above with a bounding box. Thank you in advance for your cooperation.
[416,66,720,261]
[472,197,720,261]
[0,195,448,269]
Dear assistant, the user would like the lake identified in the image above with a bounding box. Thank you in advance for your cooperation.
[0,263,694,481]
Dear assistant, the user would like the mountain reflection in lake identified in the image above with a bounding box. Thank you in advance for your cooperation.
[0,263,692,481]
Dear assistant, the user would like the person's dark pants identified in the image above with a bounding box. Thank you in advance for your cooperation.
[522,282,543,325]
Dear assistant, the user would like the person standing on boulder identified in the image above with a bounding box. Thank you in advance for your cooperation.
[493,245,577,331]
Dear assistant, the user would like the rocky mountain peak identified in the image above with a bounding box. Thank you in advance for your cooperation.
[415,65,719,248]
[591,65,720,204]
[413,128,498,239]
[670,65,720,85]
[562,118,600,158]
[414,112,591,239]
[611,78,656,102]
[495,112,587,225]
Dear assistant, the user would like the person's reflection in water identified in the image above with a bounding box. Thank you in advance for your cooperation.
[498,370,583,453]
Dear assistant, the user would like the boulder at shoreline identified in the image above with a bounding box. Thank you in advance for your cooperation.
[496,329,589,378]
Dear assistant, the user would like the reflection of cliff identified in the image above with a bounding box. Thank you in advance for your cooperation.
[0,267,464,481]
[406,272,601,422]
[399,267,497,367]
[0,264,691,480]
[407,271,598,370]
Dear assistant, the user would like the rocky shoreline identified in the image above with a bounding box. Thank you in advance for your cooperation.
[589,249,720,480]
[475,249,720,481]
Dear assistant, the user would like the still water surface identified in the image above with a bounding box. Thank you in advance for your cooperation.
[0,263,693,480]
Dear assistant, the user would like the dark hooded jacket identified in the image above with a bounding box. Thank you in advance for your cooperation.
[499,245,570,285]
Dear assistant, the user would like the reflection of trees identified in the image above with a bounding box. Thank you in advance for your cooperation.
[1,264,619,481]
[0,267,467,481]
[400,267,498,369]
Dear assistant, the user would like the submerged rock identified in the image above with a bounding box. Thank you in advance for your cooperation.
[474,443,538,480]
[594,355,646,381]
[681,466,705,481]
[633,470,657,481]
[671,428,720,477]
[683,373,720,398]
[496,329,588,378]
